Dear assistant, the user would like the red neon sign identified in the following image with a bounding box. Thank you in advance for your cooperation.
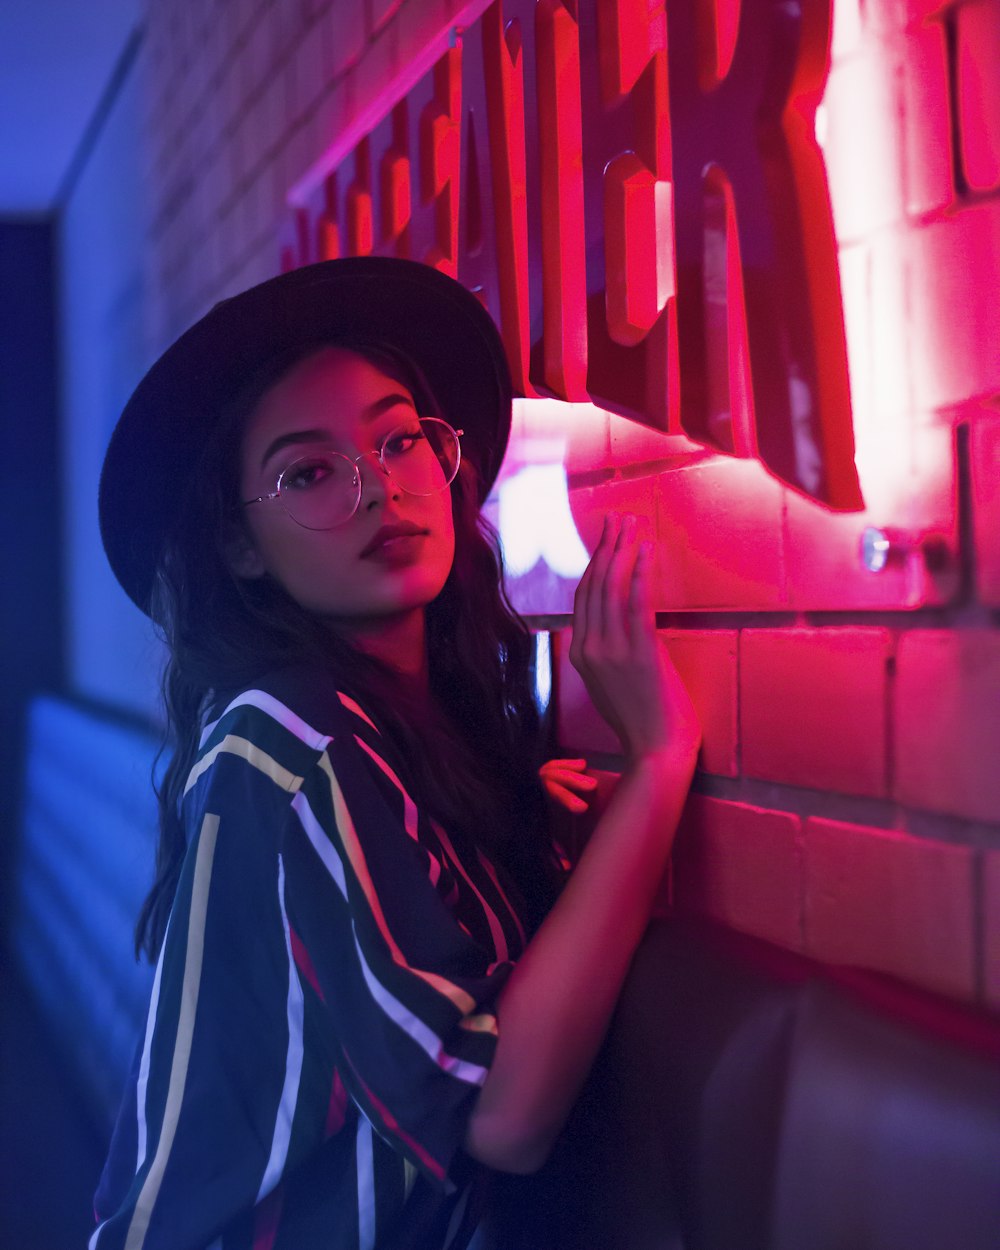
[284,0,863,511]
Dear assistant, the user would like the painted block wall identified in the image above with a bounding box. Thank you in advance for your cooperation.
[131,0,1000,1011]
[60,49,160,716]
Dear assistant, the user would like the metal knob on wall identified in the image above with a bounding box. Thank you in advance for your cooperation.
[859,526,951,574]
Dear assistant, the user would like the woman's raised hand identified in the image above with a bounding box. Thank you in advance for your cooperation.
[468,515,702,1174]
[569,513,700,762]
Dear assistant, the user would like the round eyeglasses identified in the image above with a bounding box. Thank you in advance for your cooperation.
[241,417,464,531]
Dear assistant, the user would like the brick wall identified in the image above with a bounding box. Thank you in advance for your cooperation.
[138,0,1000,1011]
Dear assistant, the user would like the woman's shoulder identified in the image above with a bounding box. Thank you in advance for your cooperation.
[201,665,384,765]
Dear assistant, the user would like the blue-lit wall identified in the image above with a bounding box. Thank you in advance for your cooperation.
[4,45,159,1238]
[59,48,159,721]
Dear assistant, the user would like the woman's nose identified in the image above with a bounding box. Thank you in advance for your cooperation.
[357,450,401,508]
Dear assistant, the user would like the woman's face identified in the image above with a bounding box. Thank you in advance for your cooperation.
[233,347,456,628]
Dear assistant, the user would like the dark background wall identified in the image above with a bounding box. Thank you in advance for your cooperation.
[0,222,102,1250]
[0,221,63,915]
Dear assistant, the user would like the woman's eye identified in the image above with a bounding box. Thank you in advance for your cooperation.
[282,458,336,491]
[384,427,425,457]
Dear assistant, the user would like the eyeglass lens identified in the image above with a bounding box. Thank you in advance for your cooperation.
[278,417,460,530]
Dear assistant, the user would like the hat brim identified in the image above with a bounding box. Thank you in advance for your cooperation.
[99,257,513,614]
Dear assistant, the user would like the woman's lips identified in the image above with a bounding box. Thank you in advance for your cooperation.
[360,532,427,563]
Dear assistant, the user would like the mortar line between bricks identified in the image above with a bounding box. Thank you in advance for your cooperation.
[884,637,896,802]
[734,626,743,778]
[942,8,971,200]
[529,608,1000,630]
[565,762,1000,847]
[794,808,806,953]
[972,847,985,1004]
[954,422,976,606]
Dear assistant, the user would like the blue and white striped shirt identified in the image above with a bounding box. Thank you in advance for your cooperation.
[92,668,530,1250]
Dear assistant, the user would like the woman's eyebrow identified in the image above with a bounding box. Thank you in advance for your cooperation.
[260,428,329,469]
[361,392,417,422]
[259,393,416,469]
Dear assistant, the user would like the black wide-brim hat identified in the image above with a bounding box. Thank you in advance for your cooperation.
[99,256,513,614]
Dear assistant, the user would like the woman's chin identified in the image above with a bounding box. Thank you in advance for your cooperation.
[315,583,447,626]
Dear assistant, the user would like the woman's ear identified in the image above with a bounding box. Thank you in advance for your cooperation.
[220,521,266,580]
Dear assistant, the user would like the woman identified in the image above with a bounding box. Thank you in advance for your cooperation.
[93,257,700,1250]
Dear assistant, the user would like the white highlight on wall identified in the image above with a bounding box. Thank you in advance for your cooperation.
[496,462,591,580]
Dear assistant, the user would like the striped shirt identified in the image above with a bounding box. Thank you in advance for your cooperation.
[91,669,530,1250]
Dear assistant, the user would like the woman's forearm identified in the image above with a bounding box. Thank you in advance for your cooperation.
[465,741,697,1172]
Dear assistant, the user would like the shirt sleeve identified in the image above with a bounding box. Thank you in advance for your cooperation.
[92,703,328,1250]
[282,724,514,1190]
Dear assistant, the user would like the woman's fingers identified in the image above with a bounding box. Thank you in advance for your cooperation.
[568,518,700,758]
[571,513,615,662]
[543,768,598,794]
[539,758,596,788]
[576,511,642,653]
[602,514,641,651]
[539,757,587,775]
[542,779,592,814]
[584,513,622,645]
[628,540,655,650]
[568,513,681,758]
[539,758,597,812]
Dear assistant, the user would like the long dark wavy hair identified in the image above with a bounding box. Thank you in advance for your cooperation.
[136,339,559,962]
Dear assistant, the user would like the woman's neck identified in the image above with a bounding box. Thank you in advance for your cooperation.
[343,609,430,695]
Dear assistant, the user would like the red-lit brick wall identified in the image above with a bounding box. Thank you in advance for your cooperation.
[138,0,1000,1012]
